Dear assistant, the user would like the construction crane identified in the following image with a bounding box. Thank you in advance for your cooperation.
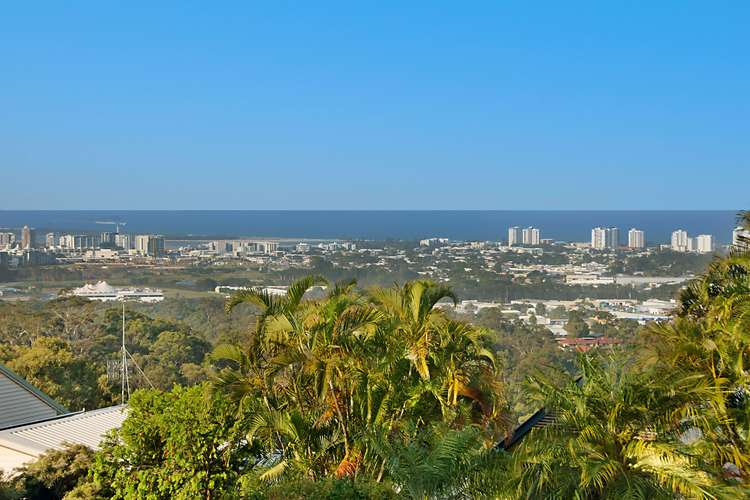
[95,220,127,234]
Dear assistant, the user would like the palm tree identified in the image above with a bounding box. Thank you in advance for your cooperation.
[510,355,732,499]
[369,280,457,381]
[212,277,506,486]
[369,423,509,499]
[642,246,750,475]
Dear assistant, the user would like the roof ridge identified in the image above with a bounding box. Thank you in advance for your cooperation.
[0,362,68,415]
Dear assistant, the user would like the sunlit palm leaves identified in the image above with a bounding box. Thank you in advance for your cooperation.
[212,276,503,487]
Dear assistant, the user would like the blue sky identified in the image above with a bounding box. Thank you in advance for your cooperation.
[2,1,748,209]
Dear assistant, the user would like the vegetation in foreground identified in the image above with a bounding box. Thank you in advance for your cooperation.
[2,214,749,499]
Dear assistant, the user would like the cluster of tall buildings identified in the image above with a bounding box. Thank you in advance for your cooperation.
[210,239,279,256]
[670,230,714,253]
[507,226,541,246]
[1,226,40,250]
[591,227,622,250]
[1,226,165,258]
[47,232,164,256]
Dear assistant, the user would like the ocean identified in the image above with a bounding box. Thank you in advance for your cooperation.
[0,210,741,243]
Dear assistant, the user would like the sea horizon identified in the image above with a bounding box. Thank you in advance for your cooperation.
[0,210,741,243]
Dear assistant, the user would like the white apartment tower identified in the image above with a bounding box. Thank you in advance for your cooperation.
[591,227,607,250]
[0,232,16,247]
[695,234,715,254]
[591,227,619,250]
[135,235,149,255]
[115,234,132,250]
[627,228,645,249]
[671,230,689,252]
[508,226,522,246]
[521,227,541,246]
[135,235,165,257]
[591,227,606,250]
[45,232,58,248]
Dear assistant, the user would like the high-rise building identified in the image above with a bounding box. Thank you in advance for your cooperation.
[508,226,522,246]
[591,227,619,250]
[591,227,607,250]
[686,236,698,252]
[148,236,165,257]
[99,232,115,246]
[627,228,645,249]
[733,227,750,247]
[135,235,149,255]
[607,227,620,249]
[671,230,689,252]
[136,235,165,257]
[59,234,96,250]
[115,233,132,250]
[21,226,36,249]
[0,232,15,247]
[695,234,715,254]
[522,227,541,246]
[45,232,58,248]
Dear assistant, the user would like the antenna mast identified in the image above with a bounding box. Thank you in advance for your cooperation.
[121,301,130,404]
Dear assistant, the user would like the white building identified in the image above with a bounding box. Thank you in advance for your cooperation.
[70,281,164,302]
[296,243,310,253]
[45,232,58,248]
[627,229,645,249]
[215,285,289,297]
[522,227,541,246]
[591,227,619,250]
[115,233,133,250]
[0,233,14,248]
[212,239,278,256]
[686,236,698,252]
[671,230,689,252]
[59,234,96,250]
[135,235,150,255]
[695,234,715,254]
[507,227,522,246]
[135,235,165,257]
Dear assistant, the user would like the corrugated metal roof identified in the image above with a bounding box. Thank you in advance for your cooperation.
[0,405,127,457]
[0,363,67,430]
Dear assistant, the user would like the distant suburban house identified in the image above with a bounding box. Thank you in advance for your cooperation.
[0,362,126,474]
[556,336,623,352]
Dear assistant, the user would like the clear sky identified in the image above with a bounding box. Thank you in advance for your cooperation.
[2,2,748,210]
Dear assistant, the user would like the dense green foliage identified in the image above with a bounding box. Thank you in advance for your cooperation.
[0,444,95,500]
[3,213,750,498]
[0,297,233,410]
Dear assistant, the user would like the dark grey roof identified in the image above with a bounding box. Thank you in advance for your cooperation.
[0,363,67,430]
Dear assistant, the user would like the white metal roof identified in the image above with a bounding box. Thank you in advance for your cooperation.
[0,405,127,460]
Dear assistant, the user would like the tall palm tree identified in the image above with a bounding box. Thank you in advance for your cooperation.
[212,277,506,485]
[369,280,457,381]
